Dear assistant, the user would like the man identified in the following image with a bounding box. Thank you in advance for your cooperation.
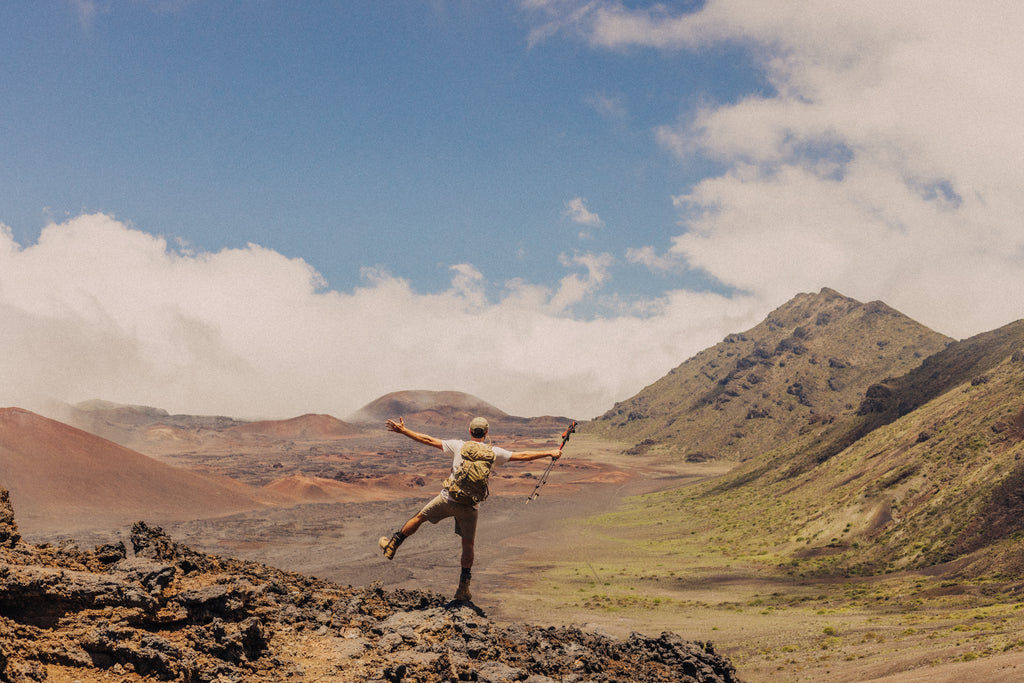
[380,416,562,602]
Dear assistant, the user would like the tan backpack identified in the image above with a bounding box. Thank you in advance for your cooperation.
[443,442,496,505]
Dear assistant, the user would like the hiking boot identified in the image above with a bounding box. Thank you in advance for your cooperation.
[454,576,472,602]
[379,533,402,560]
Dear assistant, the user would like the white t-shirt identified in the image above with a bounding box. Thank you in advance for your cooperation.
[440,439,511,504]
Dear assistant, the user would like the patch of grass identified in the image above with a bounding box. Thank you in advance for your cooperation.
[820,636,841,649]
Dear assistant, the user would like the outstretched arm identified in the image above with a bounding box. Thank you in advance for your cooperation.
[508,448,562,462]
[386,417,443,449]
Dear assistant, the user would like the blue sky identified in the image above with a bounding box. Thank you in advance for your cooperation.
[3,1,751,303]
[3,1,1024,421]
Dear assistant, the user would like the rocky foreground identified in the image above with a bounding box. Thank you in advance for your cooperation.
[0,490,740,682]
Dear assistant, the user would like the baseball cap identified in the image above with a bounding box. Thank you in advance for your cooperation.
[469,416,489,436]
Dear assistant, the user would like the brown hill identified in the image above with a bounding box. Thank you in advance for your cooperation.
[350,390,509,426]
[226,413,364,439]
[779,318,1024,475]
[350,389,572,436]
[0,408,263,536]
[591,288,951,461]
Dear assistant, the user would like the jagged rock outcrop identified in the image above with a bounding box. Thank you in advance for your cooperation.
[0,489,19,547]
[0,490,741,682]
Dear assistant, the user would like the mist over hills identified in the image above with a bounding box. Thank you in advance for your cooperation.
[59,389,569,445]
[56,400,250,451]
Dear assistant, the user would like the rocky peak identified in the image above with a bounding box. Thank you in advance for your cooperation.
[592,288,951,461]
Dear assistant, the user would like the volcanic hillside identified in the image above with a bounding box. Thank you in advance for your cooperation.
[226,413,363,439]
[350,389,571,435]
[0,408,262,535]
[591,288,951,461]
[711,318,1024,576]
[603,312,1024,581]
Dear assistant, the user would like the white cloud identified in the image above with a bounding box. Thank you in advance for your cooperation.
[561,0,1024,338]
[626,245,682,273]
[562,197,605,238]
[547,251,614,312]
[448,263,487,310]
[0,214,763,421]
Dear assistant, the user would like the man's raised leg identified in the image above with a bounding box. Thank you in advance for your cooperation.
[380,514,427,560]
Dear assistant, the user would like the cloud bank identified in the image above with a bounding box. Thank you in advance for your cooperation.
[534,0,1024,338]
[0,215,758,421]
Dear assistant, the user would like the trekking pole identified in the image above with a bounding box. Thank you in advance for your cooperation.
[526,421,576,503]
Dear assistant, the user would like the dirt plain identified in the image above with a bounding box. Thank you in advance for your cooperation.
[27,425,1024,683]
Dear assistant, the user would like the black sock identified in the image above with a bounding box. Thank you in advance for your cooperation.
[393,531,407,545]
[460,567,471,580]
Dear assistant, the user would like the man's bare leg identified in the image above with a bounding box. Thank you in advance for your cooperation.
[401,514,427,537]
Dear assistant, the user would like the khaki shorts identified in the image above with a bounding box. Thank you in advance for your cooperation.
[417,493,478,541]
